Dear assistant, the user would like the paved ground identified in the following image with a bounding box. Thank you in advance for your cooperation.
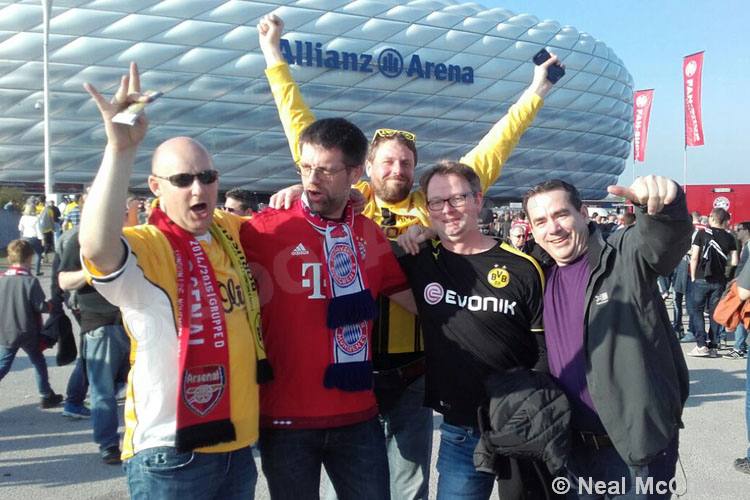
[1,266,748,499]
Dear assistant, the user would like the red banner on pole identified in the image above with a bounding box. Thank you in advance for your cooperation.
[633,89,654,162]
[683,51,705,147]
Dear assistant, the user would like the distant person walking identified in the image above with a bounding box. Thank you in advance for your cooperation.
[0,239,62,408]
[18,203,44,275]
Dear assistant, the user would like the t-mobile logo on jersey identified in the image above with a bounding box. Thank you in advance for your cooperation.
[301,262,326,299]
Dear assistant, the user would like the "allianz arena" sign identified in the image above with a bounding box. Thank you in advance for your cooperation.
[281,39,475,84]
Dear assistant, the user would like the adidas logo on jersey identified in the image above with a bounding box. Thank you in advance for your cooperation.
[291,243,309,256]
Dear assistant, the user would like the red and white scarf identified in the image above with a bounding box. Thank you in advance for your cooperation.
[150,207,235,451]
[4,265,31,276]
[300,197,377,391]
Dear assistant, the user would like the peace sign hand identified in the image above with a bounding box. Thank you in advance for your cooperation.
[84,62,149,152]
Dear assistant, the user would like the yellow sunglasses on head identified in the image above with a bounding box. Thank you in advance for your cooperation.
[372,128,416,143]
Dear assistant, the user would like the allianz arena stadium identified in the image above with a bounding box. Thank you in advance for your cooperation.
[0,0,633,200]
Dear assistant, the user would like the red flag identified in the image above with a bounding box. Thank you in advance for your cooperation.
[683,51,705,147]
[633,89,654,162]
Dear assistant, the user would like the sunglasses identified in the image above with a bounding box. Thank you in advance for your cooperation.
[372,128,416,143]
[152,169,219,188]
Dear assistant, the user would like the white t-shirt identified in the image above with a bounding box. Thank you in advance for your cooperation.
[18,214,41,239]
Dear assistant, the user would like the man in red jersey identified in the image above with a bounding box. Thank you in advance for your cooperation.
[240,117,416,500]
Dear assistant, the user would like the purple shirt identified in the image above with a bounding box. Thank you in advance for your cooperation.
[543,254,606,433]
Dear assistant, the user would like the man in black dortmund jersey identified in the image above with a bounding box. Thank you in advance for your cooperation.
[397,161,549,499]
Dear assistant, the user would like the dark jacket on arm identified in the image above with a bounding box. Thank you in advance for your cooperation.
[581,189,691,466]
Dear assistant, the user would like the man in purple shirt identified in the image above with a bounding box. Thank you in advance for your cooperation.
[523,175,691,499]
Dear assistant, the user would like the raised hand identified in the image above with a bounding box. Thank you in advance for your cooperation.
[257,14,285,65]
[530,52,562,99]
[84,62,148,152]
[607,175,679,215]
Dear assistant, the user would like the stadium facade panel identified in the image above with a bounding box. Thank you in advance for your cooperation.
[0,0,633,199]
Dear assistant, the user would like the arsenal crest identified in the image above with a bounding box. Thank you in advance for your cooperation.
[183,365,226,416]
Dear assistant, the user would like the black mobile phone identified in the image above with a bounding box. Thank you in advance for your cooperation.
[532,48,565,84]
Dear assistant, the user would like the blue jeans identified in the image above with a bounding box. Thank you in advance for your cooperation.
[565,436,679,499]
[84,324,129,451]
[382,375,433,500]
[259,417,389,500]
[689,279,725,348]
[672,292,684,333]
[0,344,53,396]
[22,236,43,274]
[734,323,748,352]
[124,445,256,500]
[436,423,495,500]
[684,278,696,334]
[322,376,433,500]
[65,350,88,405]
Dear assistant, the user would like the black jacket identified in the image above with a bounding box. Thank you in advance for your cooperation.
[576,190,692,465]
[474,369,571,475]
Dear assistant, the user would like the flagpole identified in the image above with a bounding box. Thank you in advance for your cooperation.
[683,146,687,193]
[42,0,53,199]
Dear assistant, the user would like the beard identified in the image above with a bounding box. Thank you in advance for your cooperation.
[372,176,411,204]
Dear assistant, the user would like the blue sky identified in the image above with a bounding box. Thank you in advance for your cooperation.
[482,0,748,187]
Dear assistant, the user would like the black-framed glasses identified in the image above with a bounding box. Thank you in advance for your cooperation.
[426,192,476,212]
[152,169,219,188]
[296,164,349,179]
[372,128,416,143]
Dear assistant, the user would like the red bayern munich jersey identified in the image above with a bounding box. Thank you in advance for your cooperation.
[240,201,409,429]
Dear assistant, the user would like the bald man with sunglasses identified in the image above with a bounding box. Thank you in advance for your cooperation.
[258,14,561,499]
[79,64,270,499]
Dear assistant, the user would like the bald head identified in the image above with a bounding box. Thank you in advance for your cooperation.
[147,136,219,236]
[152,137,213,176]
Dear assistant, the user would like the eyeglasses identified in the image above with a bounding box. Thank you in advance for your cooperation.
[297,164,349,179]
[372,128,416,143]
[426,192,476,212]
[152,169,219,188]
[510,233,527,239]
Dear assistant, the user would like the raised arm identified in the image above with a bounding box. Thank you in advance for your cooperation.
[460,54,561,193]
[79,62,148,274]
[258,14,316,165]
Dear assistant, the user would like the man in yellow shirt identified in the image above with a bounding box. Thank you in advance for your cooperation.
[79,63,269,499]
[258,14,560,499]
